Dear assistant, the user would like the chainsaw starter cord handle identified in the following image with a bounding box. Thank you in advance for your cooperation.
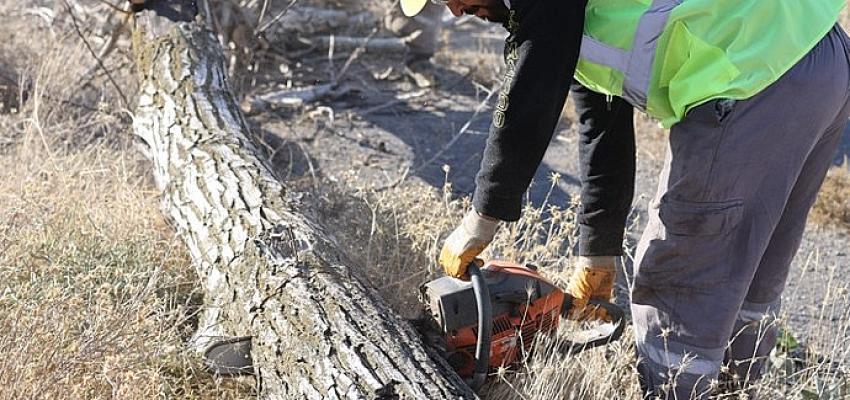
[467,262,491,391]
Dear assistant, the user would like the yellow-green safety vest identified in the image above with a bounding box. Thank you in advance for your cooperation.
[575,0,846,128]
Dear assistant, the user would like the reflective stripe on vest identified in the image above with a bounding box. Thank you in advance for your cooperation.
[579,0,844,126]
[579,0,682,111]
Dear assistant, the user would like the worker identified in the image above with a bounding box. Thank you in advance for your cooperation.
[397,0,638,322]
[392,0,638,321]
[403,0,850,398]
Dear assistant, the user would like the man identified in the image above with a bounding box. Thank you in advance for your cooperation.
[400,0,638,321]
[404,0,850,398]
[395,0,639,320]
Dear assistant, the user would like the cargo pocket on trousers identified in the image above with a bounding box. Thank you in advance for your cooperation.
[634,198,745,290]
[658,197,743,236]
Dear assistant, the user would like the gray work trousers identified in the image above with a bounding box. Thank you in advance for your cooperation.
[633,25,850,399]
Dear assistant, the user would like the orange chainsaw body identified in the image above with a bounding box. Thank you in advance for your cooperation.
[420,260,565,377]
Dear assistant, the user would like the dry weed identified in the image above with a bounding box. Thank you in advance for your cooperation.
[323,170,850,399]
[810,161,850,230]
[0,130,255,399]
[0,2,253,397]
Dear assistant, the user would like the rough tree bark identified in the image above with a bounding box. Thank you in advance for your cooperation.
[129,2,473,399]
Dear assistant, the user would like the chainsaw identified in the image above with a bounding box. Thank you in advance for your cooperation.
[418,260,625,390]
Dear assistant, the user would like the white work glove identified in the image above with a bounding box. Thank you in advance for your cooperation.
[438,209,500,279]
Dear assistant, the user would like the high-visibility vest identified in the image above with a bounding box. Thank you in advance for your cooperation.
[575,0,845,128]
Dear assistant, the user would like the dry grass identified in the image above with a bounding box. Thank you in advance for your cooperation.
[0,2,253,398]
[811,161,850,229]
[0,131,253,400]
[1,1,848,399]
[326,173,850,399]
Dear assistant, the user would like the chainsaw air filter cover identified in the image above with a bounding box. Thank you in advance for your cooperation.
[419,261,565,377]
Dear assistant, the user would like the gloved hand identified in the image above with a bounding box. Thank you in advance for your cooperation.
[438,209,500,279]
[564,264,616,321]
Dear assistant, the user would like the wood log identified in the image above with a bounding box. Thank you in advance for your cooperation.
[243,83,336,112]
[314,35,418,53]
[129,2,474,399]
[264,7,376,37]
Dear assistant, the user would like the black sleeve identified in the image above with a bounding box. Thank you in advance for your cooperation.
[571,82,636,256]
[472,0,588,221]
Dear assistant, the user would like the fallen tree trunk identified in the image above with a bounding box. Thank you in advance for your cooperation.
[130,2,473,399]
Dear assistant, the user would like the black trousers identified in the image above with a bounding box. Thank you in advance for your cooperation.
[570,82,635,256]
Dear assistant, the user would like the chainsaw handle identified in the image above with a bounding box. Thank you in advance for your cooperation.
[467,262,491,391]
[560,293,626,353]
[588,298,626,343]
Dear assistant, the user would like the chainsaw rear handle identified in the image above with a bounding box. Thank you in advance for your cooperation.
[466,262,491,391]
[560,293,626,352]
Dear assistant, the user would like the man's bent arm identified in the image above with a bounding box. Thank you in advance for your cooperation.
[473,0,588,221]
